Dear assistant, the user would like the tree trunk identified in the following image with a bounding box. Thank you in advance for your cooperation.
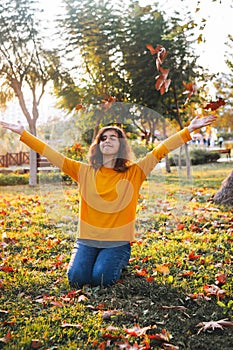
[213,170,233,206]
[162,119,171,173]
[12,80,39,186]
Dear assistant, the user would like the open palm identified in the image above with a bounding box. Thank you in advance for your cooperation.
[0,121,24,135]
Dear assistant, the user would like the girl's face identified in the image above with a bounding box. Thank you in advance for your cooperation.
[99,129,120,156]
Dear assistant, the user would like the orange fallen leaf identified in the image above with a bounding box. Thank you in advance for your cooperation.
[155,264,170,276]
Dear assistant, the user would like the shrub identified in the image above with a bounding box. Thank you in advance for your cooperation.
[169,148,220,166]
[0,172,72,186]
[0,173,29,186]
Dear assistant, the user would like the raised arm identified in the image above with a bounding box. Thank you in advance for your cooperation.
[0,120,81,182]
[137,114,218,178]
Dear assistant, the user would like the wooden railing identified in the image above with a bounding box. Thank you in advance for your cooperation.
[0,152,30,167]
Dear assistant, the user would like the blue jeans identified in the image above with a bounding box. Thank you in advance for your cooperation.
[67,242,131,287]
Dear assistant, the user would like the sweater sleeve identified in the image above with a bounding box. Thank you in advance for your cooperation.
[20,130,81,181]
[137,127,192,178]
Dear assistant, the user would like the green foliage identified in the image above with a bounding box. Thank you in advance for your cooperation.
[58,0,202,139]
[0,173,29,186]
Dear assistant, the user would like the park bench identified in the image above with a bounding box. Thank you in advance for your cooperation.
[209,148,231,158]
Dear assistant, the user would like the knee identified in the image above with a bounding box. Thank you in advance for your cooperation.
[92,265,120,287]
[67,267,85,288]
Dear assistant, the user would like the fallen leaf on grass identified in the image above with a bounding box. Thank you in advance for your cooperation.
[155,264,170,276]
[196,319,233,334]
[0,309,9,314]
[163,343,179,350]
[0,331,12,344]
[203,284,226,299]
[61,322,82,329]
[31,339,43,349]
[101,309,135,321]
[157,305,187,311]
[215,273,227,286]
[124,324,157,337]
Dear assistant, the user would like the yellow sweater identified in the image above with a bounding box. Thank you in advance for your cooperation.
[20,128,191,242]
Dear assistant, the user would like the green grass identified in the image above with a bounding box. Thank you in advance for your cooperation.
[0,162,233,349]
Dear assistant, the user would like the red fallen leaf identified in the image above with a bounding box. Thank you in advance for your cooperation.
[0,331,12,344]
[0,209,7,215]
[146,276,154,282]
[178,271,194,277]
[102,333,121,340]
[176,223,185,231]
[50,301,63,308]
[188,293,211,301]
[203,284,226,298]
[124,324,157,336]
[215,273,227,286]
[0,265,15,273]
[141,256,151,263]
[31,339,42,349]
[2,237,18,244]
[188,251,201,260]
[148,328,171,342]
[204,97,226,111]
[135,267,148,277]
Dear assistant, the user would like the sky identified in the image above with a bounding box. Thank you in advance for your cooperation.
[40,0,233,75]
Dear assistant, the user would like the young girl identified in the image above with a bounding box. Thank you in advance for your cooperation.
[0,115,217,287]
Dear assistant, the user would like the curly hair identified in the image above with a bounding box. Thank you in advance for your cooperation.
[88,126,134,172]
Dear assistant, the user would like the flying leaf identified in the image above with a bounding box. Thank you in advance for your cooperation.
[155,67,171,95]
[75,103,86,111]
[182,81,197,105]
[101,96,117,111]
[204,98,226,111]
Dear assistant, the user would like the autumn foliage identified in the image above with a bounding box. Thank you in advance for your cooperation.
[0,163,233,349]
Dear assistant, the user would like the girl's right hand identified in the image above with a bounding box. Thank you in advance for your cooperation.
[0,121,25,135]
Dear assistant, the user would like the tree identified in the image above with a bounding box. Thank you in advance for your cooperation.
[213,34,233,206]
[213,171,233,206]
[0,0,71,185]
[59,0,201,150]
